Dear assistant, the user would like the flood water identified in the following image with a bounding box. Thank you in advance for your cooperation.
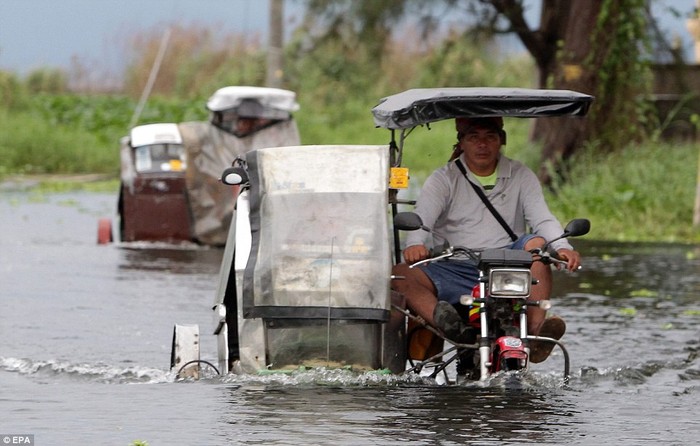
[1,190,699,445]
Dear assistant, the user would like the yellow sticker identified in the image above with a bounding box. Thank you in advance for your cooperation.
[170,159,184,171]
[389,167,409,189]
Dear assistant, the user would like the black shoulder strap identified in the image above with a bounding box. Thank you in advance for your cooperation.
[454,158,517,242]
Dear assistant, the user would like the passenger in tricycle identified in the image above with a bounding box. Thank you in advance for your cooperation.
[391,116,582,366]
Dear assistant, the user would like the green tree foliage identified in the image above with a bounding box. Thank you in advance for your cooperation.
[301,0,409,62]
[298,0,659,184]
[534,0,653,183]
[415,31,533,87]
[585,0,654,151]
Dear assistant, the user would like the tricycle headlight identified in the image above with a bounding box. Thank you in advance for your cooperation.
[489,269,531,297]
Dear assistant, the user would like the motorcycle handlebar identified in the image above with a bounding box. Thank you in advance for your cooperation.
[530,247,573,268]
[408,246,477,269]
[408,248,454,268]
[409,246,574,269]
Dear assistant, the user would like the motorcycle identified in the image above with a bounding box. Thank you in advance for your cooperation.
[393,211,590,382]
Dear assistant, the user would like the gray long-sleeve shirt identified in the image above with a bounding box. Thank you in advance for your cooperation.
[405,154,572,252]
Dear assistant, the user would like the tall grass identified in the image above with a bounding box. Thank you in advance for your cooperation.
[0,94,208,176]
[0,109,114,175]
[546,141,700,243]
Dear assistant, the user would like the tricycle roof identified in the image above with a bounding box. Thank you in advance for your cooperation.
[130,123,182,147]
[371,87,593,130]
[206,86,300,113]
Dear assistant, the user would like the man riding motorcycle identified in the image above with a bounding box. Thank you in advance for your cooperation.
[391,116,581,364]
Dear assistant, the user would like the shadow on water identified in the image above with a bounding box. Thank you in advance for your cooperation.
[118,244,223,274]
[217,378,581,445]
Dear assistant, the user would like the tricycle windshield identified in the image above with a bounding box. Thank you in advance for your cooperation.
[240,145,393,320]
[134,143,186,173]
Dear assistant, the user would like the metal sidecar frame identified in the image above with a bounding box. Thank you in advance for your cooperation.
[190,144,406,376]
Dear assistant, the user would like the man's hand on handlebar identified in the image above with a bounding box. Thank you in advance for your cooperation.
[403,244,430,264]
[555,248,581,272]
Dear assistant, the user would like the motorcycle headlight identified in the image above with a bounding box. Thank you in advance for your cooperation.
[489,269,531,297]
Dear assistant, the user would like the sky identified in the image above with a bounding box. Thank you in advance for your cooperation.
[0,0,698,78]
[0,0,296,76]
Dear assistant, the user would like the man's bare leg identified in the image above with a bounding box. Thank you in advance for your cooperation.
[525,237,550,335]
[524,237,568,363]
[391,263,439,325]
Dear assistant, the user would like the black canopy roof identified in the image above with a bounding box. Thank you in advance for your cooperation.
[371,87,594,130]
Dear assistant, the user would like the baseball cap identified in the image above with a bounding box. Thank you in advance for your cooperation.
[455,117,504,133]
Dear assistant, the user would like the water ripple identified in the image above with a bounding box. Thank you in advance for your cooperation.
[0,356,173,384]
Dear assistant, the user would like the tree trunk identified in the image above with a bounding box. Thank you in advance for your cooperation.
[535,0,603,184]
[492,0,595,184]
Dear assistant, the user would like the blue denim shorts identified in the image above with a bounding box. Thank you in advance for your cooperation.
[419,234,539,305]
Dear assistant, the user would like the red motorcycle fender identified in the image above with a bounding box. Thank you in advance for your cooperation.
[495,336,528,361]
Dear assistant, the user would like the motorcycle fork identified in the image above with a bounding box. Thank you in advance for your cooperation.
[519,303,529,360]
[478,279,490,380]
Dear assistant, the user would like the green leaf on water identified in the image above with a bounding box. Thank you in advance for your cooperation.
[629,288,657,298]
[619,307,637,316]
[682,309,700,317]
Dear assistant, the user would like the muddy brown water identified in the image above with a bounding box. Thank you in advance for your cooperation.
[1,191,699,445]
